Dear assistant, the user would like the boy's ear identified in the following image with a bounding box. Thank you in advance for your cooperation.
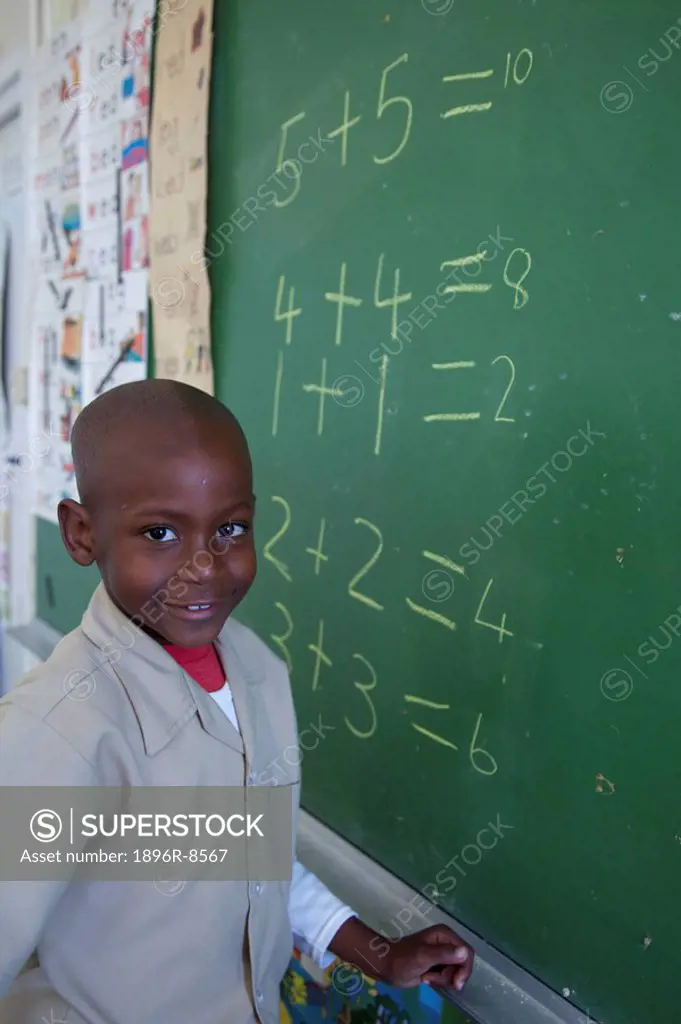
[57,499,96,566]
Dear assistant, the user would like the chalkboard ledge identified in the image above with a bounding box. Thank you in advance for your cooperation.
[7,620,597,1024]
[301,808,596,1024]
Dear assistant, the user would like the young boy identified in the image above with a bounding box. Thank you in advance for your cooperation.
[0,380,474,1023]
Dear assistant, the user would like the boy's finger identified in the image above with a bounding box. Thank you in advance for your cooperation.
[415,943,468,974]
[422,966,456,988]
[453,958,474,991]
[421,924,467,947]
[430,944,470,964]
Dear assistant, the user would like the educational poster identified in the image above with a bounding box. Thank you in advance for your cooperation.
[81,272,148,399]
[149,0,214,394]
[30,3,153,522]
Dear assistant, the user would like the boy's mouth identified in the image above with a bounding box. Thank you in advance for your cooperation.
[164,602,217,622]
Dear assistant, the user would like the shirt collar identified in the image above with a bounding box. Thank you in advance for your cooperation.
[80,583,260,759]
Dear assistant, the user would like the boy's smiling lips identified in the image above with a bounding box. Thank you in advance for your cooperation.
[163,600,226,622]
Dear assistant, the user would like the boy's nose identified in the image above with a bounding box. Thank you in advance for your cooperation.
[179,545,218,584]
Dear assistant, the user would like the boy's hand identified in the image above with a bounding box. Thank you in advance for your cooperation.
[329,917,474,994]
[383,924,474,991]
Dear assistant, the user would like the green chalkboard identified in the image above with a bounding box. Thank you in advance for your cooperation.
[207,3,681,1023]
[36,517,99,633]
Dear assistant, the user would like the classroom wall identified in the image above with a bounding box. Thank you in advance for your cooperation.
[0,0,92,73]
[0,7,30,689]
[0,95,30,638]
[0,0,30,61]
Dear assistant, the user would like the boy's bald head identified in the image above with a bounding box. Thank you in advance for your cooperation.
[71,379,249,511]
[61,379,256,646]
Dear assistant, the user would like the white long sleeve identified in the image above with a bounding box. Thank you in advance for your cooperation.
[209,682,356,967]
[287,859,355,968]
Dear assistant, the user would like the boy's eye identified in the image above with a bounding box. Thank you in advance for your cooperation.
[217,522,249,541]
[144,526,178,543]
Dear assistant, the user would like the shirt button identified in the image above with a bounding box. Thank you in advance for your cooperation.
[254,883,262,896]
[256,989,264,1004]
[247,770,256,785]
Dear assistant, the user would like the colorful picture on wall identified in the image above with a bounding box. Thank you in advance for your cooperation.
[121,214,149,272]
[59,44,83,143]
[61,200,84,278]
[60,314,82,371]
[121,9,153,110]
[121,114,148,170]
[59,378,81,443]
[122,309,146,362]
[122,165,147,222]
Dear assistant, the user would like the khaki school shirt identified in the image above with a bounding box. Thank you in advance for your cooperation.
[0,583,300,1024]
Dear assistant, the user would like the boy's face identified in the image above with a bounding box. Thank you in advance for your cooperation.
[85,426,256,647]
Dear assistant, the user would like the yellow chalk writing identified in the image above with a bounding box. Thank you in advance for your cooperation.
[441,283,492,295]
[302,358,344,436]
[443,70,494,82]
[263,496,293,583]
[441,65,494,119]
[469,713,498,776]
[404,694,450,710]
[274,275,302,346]
[440,252,491,295]
[423,549,466,576]
[405,598,457,631]
[504,48,534,88]
[423,413,481,422]
[442,102,493,119]
[309,619,332,691]
[348,518,385,612]
[345,653,378,740]
[374,54,413,165]
[424,360,480,423]
[272,349,284,437]
[274,112,305,207]
[411,724,459,750]
[374,252,413,339]
[404,693,458,750]
[271,602,293,674]
[503,247,532,310]
[305,518,328,575]
[492,354,516,423]
[474,578,513,642]
[433,362,475,371]
[327,90,361,167]
[375,353,388,456]
[325,262,362,347]
[442,252,487,269]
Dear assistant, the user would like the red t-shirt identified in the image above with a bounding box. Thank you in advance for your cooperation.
[163,643,226,693]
